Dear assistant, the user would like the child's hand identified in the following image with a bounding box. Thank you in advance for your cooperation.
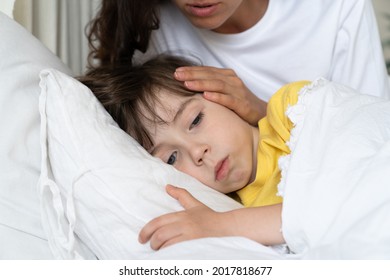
[174,66,267,126]
[139,185,285,250]
[138,185,225,250]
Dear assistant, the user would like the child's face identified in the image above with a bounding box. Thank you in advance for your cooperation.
[145,90,259,194]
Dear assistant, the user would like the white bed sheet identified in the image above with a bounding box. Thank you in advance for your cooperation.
[0,224,53,259]
[146,237,289,260]
[279,79,390,259]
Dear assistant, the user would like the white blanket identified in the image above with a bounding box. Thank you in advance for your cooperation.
[279,79,390,259]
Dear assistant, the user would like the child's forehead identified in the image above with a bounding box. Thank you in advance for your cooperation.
[156,92,198,121]
[156,87,198,109]
[142,93,199,142]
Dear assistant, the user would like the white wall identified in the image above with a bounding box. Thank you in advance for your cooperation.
[372,0,390,72]
[10,0,101,75]
[0,0,15,18]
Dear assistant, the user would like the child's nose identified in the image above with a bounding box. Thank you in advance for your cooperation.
[190,143,209,166]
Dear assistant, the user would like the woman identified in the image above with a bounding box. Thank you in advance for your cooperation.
[87,0,389,125]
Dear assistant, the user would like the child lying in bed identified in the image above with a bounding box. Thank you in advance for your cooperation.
[79,55,309,250]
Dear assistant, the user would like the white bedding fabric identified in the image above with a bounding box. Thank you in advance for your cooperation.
[0,11,72,259]
[279,79,390,259]
[145,237,287,260]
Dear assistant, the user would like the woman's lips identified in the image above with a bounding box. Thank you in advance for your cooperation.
[215,157,229,181]
[186,3,219,17]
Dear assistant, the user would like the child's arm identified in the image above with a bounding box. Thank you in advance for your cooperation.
[138,185,284,250]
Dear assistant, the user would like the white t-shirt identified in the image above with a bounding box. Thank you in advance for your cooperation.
[137,0,390,101]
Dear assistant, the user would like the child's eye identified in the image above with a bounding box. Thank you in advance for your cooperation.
[167,151,177,165]
[190,112,204,129]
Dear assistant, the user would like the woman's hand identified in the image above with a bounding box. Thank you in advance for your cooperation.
[138,185,226,250]
[174,66,267,126]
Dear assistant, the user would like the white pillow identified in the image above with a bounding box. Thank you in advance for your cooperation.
[0,11,74,259]
[38,68,243,259]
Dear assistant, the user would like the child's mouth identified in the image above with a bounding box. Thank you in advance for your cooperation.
[215,157,229,181]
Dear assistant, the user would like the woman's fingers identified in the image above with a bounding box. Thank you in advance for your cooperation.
[203,91,239,110]
[174,65,266,125]
[175,66,236,81]
[175,66,238,91]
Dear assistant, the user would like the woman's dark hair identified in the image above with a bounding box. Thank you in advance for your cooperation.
[86,0,163,68]
[78,55,201,150]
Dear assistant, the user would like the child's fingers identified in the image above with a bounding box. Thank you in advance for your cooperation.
[166,184,203,209]
[138,212,177,244]
[159,234,190,249]
[147,223,182,250]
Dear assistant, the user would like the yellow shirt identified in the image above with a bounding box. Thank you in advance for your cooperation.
[236,81,310,207]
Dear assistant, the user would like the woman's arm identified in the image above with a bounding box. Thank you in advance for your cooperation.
[174,66,267,126]
[138,185,284,250]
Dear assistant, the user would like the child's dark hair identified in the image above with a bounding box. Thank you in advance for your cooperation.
[78,55,201,150]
